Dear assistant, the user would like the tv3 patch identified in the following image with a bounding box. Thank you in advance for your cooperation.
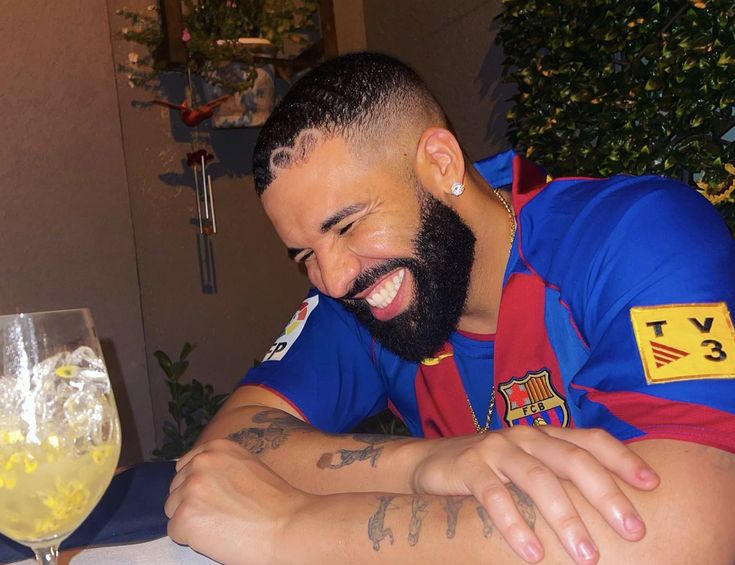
[630,302,735,384]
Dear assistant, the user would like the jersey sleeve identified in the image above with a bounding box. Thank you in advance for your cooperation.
[561,177,735,453]
[239,291,388,433]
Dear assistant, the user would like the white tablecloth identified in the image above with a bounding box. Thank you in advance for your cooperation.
[12,537,219,565]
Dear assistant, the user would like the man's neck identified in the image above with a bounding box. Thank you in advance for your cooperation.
[455,167,514,334]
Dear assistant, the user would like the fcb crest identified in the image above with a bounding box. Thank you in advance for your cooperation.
[499,369,569,427]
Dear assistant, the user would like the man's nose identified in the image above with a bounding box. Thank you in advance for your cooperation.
[315,245,360,299]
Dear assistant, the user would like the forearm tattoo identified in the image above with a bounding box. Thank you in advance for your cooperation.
[317,434,404,471]
[441,496,465,539]
[368,496,395,551]
[227,409,311,455]
[317,444,382,469]
[507,484,536,529]
[408,497,431,546]
[475,505,494,538]
[366,484,536,551]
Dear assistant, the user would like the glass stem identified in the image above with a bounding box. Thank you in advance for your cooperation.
[33,546,59,565]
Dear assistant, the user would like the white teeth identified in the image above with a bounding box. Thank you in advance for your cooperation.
[365,269,405,309]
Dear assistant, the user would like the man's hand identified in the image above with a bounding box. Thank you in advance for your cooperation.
[165,439,313,565]
[400,426,659,564]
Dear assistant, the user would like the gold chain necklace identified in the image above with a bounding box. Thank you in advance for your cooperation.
[466,390,496,434]
[466,189,516,434]
[493,188,517,251]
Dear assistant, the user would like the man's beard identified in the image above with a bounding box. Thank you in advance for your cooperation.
[341,193,476,362]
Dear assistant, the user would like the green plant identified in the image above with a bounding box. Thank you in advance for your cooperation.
[497,0,735,230]
[152,342,229,460]
[183,0,313,50]
[117,5,165,87]
[118,0,317,92]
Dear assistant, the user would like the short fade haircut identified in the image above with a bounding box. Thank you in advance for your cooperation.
[252,52,448,196]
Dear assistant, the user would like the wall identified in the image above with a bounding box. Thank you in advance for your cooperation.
[0,0,153,463]
[332,0,367,53]
[0,0,310,463]
[364,0,512,161]
[106,0,310,454]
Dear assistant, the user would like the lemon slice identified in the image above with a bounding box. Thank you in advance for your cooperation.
[55,365,80,379]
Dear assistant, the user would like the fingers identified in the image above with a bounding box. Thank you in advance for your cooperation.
[483,426,659,564]
[540,427,660,490]
[167,439,242,519]
[463,463,545,562]
[175,442,207,472]
[525,429,650,541]
[164,485,180,519]
[166,454,200,520]
[474,438,601,565]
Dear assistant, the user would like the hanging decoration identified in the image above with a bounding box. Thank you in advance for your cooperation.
[182,64,219,294]
[152,95,231,128]
[186,149,216,236]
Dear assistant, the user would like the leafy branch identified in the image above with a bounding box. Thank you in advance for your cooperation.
[117,0,317,93]
[152,342,229,460]
[497,0,735,230]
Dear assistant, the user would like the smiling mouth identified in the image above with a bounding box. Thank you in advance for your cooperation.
[365,268,405,309]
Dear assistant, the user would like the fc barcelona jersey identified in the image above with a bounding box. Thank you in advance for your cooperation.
[242,151,735,454]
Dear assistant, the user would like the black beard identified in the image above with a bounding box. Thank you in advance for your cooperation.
[341,194,475,362]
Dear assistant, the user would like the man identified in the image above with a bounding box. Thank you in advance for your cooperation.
[166,53,735,564]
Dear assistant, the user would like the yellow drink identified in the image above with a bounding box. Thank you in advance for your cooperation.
[0,439,121,549]
[0,309,122,565]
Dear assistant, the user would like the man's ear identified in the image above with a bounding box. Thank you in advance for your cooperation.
[415,127,466,202]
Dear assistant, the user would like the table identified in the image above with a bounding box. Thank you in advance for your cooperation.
[11,537,218,565]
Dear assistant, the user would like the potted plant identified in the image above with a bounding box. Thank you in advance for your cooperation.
[151,343,229,459]
[118,0,317,127]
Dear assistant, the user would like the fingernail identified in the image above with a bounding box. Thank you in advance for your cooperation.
[522,542,542,562]
[638,468,658,482]
[577,540,598,563]
[623,513,644,535]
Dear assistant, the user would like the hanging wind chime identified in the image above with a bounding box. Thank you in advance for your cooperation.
[186,148,216,236]
[151,64,228,294]
[152,69,229,237]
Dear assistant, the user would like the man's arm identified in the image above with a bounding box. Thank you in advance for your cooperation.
[194,386,659,563]
[195,385,420,493]
[197,386,655,496]
[166,438,735,565]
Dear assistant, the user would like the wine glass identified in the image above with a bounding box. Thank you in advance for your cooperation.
[0,309,121,565]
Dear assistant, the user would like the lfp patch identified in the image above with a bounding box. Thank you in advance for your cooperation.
[499,369,569,427]
[630,302,735,384]
[263,295,319,362]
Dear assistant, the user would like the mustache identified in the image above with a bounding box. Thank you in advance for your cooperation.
[342,258,416,302]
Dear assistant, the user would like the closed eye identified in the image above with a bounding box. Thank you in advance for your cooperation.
[288,247,313,264]
[338,221,355,236]
[295,250,313,264]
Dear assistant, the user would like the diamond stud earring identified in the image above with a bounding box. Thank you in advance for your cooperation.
[450,182,465,196]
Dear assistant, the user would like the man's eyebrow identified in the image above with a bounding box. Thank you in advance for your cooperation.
[320,204,365,233]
